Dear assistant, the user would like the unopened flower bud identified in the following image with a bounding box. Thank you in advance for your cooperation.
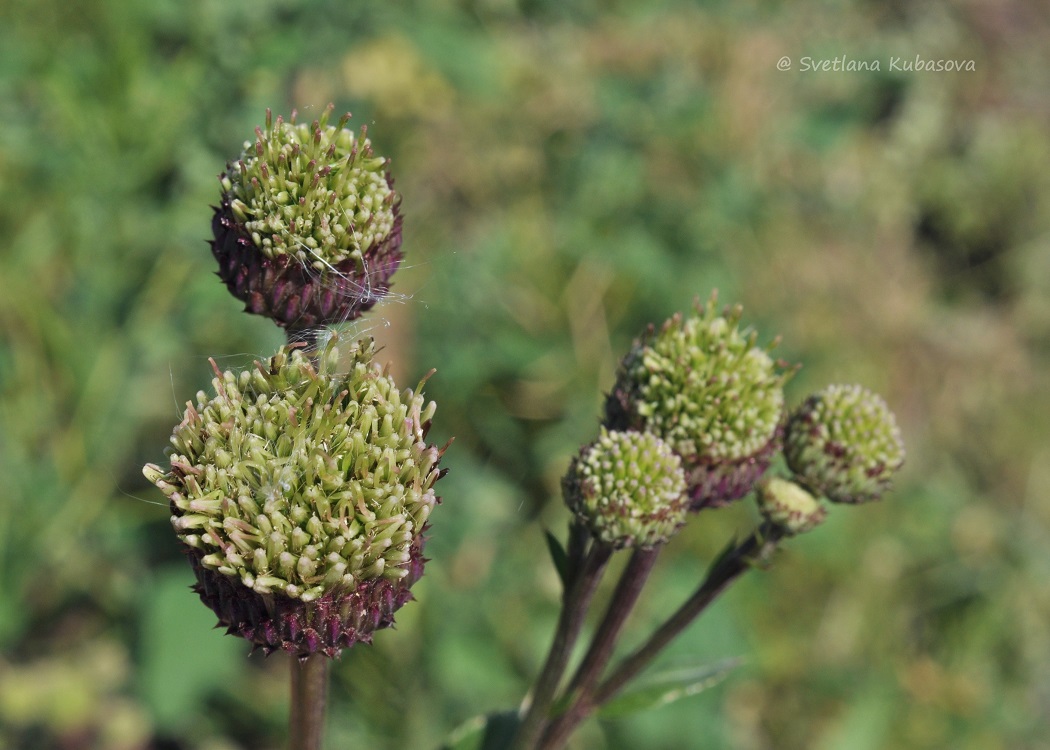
[784,384,904,504]
[756,477,826,535]
[562,429,688,549]
[143,337,445,657]
[605,292,791,510]
[211,105,402,332]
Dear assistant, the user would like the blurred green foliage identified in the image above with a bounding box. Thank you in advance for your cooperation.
[2,0,1049,748]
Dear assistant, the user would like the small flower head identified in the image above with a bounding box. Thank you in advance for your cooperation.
[212,104,403,332]
[605,292,792,510]
[784,384,905,504]
[755,477,826,536]
[142,337,443,658]
[562,429,688,549]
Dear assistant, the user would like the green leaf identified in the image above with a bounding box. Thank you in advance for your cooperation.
[597,658,742,719]
[545,529,570,590]
[440,711,520,750]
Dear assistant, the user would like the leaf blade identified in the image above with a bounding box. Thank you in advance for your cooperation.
[597,657,742,718]
[545,528,570,589]
[440,710,521,750]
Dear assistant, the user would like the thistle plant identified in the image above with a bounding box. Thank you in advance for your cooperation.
[143,105,905,750]
[500,299,904,750]
[144,107,433,750]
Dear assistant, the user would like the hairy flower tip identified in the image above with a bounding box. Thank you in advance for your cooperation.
[756,477,826,536]
[142,336,444,658]
[212,104,403,332]
[605,292,792,511]
[784,384,905,504]
[562,428,689,549]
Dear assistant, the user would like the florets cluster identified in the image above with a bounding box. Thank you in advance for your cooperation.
[563,429,688,549]
[784,384,905,504]
[605,293,791,508]
[212,105,403,330]
[223,106,396,265]
[143,338,443,656]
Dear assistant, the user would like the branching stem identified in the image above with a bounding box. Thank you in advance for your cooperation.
[537,525,782,750]
[510,528,612,750]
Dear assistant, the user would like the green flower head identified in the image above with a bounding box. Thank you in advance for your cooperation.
[142,336,444,657]
[212,104,403,332]
[784,384,905,504]
[562,428,688,549]
[755,477,826,536]
[605,292,792,510]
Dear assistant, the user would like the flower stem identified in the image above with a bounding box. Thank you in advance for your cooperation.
[538,525,782,750]
[510,529,612,750]
[567,547,660,697]
[597,524,782,704]
[290,655,329,750]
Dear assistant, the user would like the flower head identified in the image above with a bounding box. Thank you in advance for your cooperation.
[142,337,443,657]
[212,105,402,332]
[784,384,905,504]
[562,429,688,549]
[605,292,791,509]
[755,477,826,536]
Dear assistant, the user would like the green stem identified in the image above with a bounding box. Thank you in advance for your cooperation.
[510,532,613,750]
[290,655,329,750]
[538,525,782,750]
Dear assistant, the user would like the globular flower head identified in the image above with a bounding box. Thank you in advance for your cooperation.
[212,104,402,332]
[142,337,444,658]
[562,428,689,549]
[755,476,826,536]
[784,384,905,504]
[605,292,792,510]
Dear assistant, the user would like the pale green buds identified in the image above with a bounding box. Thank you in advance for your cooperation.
[225,105,397,265]
[562,429,688,549]
[142,336,444,656]
[755,477,826,535]
[784,384,905,504]
[605,292,791,509]
[212,105,403,331]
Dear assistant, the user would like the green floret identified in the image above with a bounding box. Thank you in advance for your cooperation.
[784,384,905,504]
[606,292,792,508]
[144,337,441,602]
[563,428,688,549]
[222,104,397,268]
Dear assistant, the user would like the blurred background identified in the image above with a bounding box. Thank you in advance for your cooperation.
[2,1,1049,748]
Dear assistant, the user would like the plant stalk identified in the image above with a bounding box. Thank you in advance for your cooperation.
[538,525,781,750]
[290,655,330,750]
[565,546,660,700]
[510,534,613,750]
